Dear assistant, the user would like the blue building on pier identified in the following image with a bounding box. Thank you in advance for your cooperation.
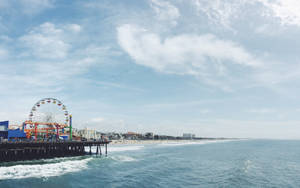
[0,121,8,140]
[0,121,26,141]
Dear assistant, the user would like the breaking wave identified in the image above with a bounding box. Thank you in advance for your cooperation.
[108,145,144,152]
[0,157,92,180]
[85,145,144,154]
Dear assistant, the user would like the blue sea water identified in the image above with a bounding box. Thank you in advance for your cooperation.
[1,139,300,188]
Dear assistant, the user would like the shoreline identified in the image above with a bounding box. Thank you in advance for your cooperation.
[109,139,235,145]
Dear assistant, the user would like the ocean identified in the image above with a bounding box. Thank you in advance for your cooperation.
[1,139,300,187]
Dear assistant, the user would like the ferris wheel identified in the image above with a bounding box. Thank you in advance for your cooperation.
[28,98,69,126]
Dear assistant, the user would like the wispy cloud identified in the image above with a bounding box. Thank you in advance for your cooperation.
[192,0,243,30]
[0,21,116,96]
[191,0,300,31]
[150,0,180,26]
[117,24,262,90]
[248,108,276,114]
[19,22,70,59]
[257,0,300,26]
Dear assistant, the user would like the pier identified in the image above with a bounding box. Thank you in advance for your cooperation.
[0,98,112,163]
[0,140,109,162]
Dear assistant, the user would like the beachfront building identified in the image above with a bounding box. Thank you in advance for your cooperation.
[103,132,122,140]
[154,135,178,140]
[144,132,154,139]
[182,133,196,140]
[123,132,142,140]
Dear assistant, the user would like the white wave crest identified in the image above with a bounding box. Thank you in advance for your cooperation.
[84,145,144,154]
[108,145,144,152]
[0,158,92,180]
[111,155,137,162]
[243,160,252,173]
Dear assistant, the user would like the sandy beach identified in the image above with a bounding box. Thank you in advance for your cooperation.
[109,139,218,145]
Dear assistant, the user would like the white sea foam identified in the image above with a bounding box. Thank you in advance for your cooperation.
[108,145,144,152]
[85,145,144,154]
[0,158,92,180]
[243,160,252,173]
[111,155,137,162]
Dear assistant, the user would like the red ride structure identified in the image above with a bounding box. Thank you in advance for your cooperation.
[23,98,72,141]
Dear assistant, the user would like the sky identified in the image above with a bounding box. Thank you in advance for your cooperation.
[0,0,300,139]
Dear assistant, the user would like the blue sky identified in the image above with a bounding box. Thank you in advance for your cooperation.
[1,0,300,138]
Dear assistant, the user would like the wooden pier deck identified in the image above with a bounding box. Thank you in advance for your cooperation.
[0,141,110,162]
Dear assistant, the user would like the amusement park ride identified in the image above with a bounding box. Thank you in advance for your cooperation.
[22,98,73,141]
[0,97,110,162]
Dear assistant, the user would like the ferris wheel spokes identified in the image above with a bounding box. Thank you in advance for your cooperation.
[28,98,69,125]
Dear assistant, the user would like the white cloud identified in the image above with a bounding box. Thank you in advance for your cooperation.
[117,24,261,89]
[83,118,127,132]
[192,0,300,28]
[258,0,300,26]
[65,24,81,33]
[150,0,180,26]
[248,108,276,114]
[19,22,70,59]
[94,81,145,92]
[192,0,241,29]
[90,117,105,123]
[0,21,114,97]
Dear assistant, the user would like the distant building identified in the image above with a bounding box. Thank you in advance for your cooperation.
[96,131,103,140]
[154,135,177,140]
[104,132,122,140]
[144,132,154,139]
[72,128,79,137]
[183,133,195,140]
[123,132,142,140]
[78,128,98,140]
